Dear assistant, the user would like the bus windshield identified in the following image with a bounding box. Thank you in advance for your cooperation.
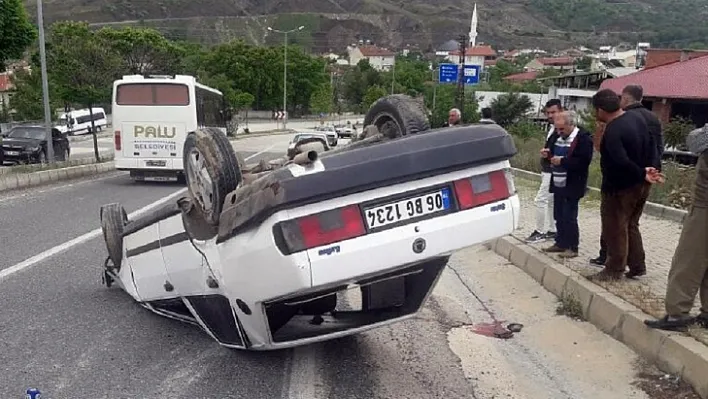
[116,83,190,106]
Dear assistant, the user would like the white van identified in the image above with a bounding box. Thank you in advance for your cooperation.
[111,74,229,182]
[56,107,108,135]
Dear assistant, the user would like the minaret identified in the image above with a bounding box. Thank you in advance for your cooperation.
[469,3,478,48]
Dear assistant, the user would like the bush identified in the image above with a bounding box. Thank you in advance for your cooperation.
[510,134,697,209]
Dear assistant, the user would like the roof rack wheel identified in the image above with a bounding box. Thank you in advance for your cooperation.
[183,127,242,226]
[363,94,430,139]
[100,203,128,272]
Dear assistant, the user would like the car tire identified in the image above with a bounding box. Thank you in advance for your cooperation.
[100,202,128,271]
[363,94,430,139]
[183,127,242,226]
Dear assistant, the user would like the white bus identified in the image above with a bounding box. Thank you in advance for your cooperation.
[56,107,108,135]
[111,74,230,182]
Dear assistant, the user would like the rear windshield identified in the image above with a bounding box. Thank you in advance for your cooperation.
[116,83,190,106]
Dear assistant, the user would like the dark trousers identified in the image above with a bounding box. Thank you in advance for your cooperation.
[600,183,651,275]
[598,236,607,259]
[553,193,580,251]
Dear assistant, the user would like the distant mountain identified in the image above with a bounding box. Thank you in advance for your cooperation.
[24,0,708,52]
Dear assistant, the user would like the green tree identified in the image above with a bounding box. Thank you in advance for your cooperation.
[664,116,695,153]
[575,56,593,71]
[96,26,186,75]
[48,21,122,162]
[361,85,387,112]
[341,60,382,112]
[0,0,36,70]
[8,68,62,121]
[309,82,333,115]
[490,92,534,127]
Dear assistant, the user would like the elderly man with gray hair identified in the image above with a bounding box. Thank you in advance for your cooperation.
[443,108,462,127]
[540,110,594,258]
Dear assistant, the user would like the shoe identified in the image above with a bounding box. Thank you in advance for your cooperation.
[625,270,647,279]
[695,314,708,328]
[589,256,605,266]
[587,270,623,282]
[558,250,578,259]
[525,230,546,243]
[542,245,565,253]
[544,231,557,240]
[644,315,695,332]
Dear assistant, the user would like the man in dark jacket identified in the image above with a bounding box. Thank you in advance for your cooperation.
[479,107,496,124]
[442,108,462,127]
[541,110,594,258]
[590,84,664,267]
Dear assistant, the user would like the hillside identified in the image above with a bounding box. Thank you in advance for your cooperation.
[23,0,708,52]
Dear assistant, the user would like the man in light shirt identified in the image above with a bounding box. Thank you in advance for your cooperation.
[525,99,564,243]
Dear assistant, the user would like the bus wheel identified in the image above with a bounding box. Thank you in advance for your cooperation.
[183,127,242,226]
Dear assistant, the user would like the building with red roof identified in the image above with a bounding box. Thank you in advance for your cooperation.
[599,49,708,126]
[503,71,539,82]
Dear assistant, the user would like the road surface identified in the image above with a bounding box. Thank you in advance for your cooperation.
[0,134,679,398]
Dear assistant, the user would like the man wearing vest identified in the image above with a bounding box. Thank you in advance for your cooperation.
[525,99,563,244]
[541,111,594,258]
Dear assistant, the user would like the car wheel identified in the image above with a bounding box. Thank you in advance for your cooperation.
[100,203,128,272]
[363,94,430,139]
[183,127,242,226]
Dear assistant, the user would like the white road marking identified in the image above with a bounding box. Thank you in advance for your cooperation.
[0,148,274,283]
[285,345,319,399]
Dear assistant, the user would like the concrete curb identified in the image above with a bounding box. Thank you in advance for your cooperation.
[490,235,708,398]
[0,161,116,193]
[68,131,112,142]
[511,168,688,223]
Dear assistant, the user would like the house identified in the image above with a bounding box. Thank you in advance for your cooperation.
[435,40,460,57]
[445,45,497,70]
[525,57,576,72]
[347,45,396,71]
[0,72,14,114]
[600,50,708,127]
[503,71,539,82]
[540,68,636,112]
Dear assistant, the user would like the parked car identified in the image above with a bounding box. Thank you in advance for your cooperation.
[97,94,520,351]
[333,124,355,138]
[287,132,330,159]
[314,125,339,146]
[1,125,70,165]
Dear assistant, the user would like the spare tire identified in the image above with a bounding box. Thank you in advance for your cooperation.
[183,127,242,226]
[363,94,430,139]
[100,203,128,271]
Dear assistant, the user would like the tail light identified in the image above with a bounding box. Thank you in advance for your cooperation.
[453,170,511,210]
[277,205,366,253]
[114,130,121,151]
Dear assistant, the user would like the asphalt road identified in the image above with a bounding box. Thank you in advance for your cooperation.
[0,135,674,398]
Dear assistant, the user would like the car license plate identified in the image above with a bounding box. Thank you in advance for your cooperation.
[5,151,19,156]
[144,176,176,182]
[364,188,451,229]
[146,160,166,167]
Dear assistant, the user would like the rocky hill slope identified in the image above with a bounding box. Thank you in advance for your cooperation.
[24,0,708,52]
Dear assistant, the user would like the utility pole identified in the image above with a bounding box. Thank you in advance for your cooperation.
[456,34,468,118]
[431,66,438,126]
[36,0,54,163]
[391,61,396,94]
[267,25,304,130]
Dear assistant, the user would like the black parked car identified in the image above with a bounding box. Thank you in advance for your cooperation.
[1,125,70,165]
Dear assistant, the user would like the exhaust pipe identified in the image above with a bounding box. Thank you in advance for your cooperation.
[292,150,318,165]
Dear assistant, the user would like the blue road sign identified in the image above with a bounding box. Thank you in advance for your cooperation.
[438,63,458,84]
[463,65,481,85]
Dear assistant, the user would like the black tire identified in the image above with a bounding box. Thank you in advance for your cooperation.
[100,203,128,272]
[363,94,430,139]
[183,127,242,226]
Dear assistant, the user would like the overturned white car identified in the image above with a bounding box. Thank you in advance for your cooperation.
[99,95,521,350]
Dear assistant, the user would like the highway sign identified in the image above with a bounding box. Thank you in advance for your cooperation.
[463,65,481,85]
[438,63,458,84]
